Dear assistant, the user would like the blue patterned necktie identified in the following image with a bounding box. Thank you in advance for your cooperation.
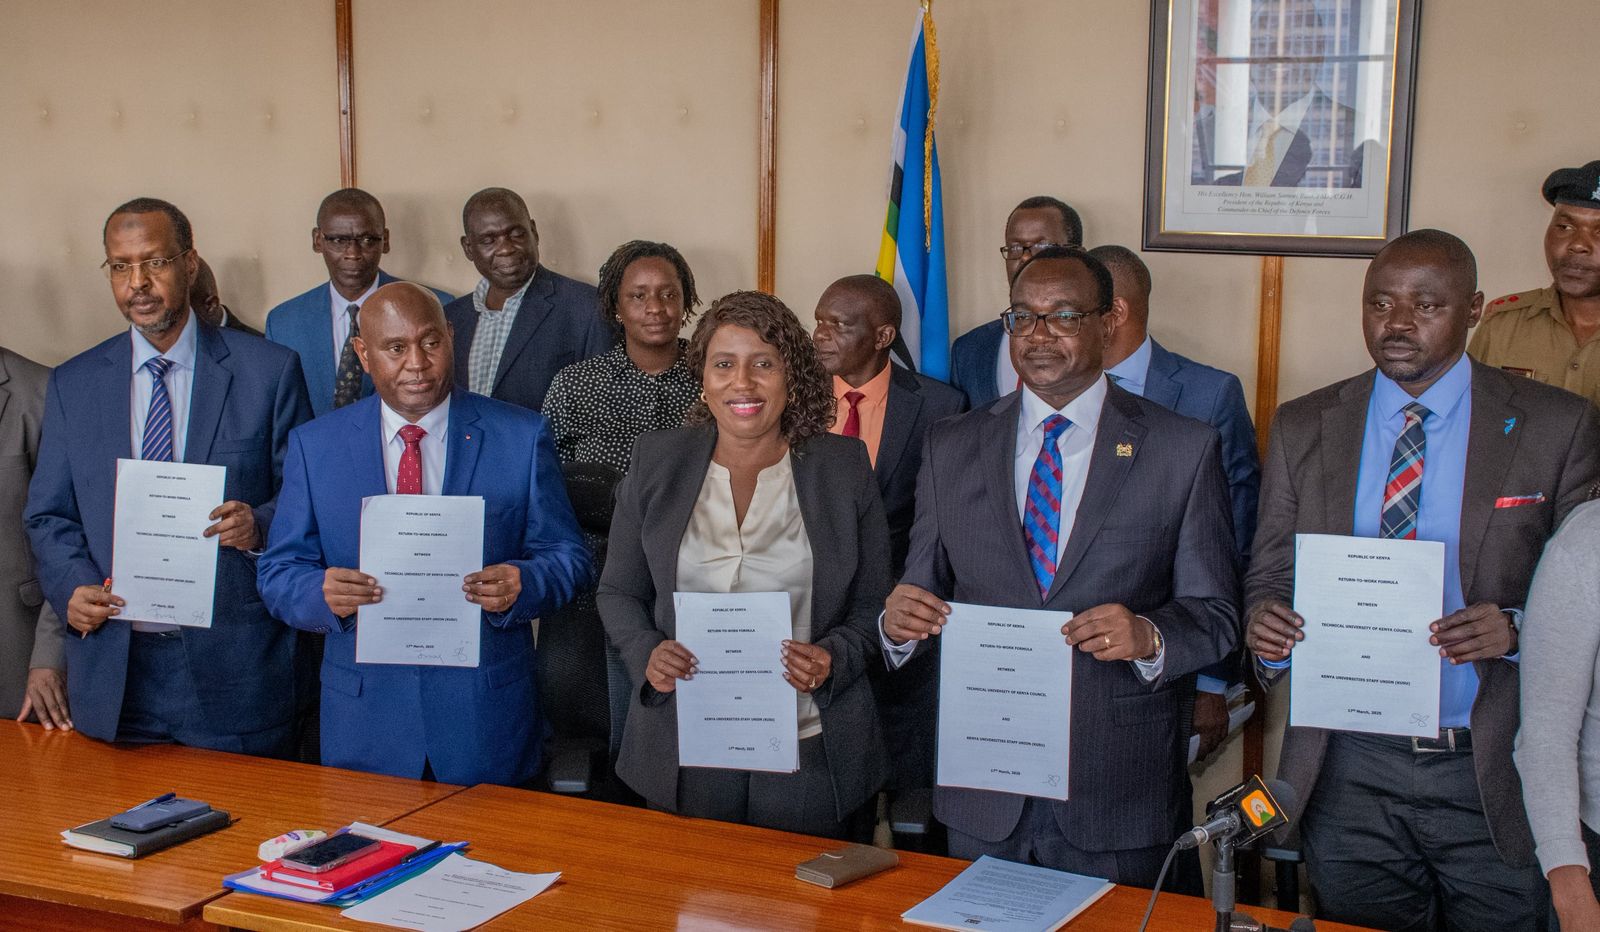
[140,356,175,462]
[1023,415,1072,598]
[1380,402,1430,540]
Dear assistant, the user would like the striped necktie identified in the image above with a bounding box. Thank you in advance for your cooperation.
[1023,415,1072,598]
[140,356,176,462]
[1380,402,1430,540]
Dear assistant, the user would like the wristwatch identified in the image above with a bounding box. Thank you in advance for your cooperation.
[1138,617,1164,663]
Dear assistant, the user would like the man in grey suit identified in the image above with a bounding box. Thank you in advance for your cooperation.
[1246,230,1600,931]
[0,346,68,728]
[883,247,1238,888]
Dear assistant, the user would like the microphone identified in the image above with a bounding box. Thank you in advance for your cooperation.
[1176,775,1296,851]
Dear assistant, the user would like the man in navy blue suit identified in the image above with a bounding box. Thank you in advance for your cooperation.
[265,188,453,417]
[259,283,594,786]
[444,187,611,412]
[950,196,1084,406]
[25,198,313,754]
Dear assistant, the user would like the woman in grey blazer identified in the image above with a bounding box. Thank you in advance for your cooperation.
[598,291,890,837]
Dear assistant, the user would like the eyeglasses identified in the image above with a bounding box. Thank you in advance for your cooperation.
[1000,306,1105,338]
[321,234,384,250]
[999,241,1065,260]
[101,249,192,281]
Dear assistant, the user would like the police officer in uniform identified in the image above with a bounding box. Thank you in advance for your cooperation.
[1469,160,1600,406]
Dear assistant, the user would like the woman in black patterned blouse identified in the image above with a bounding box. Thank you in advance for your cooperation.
[541,241,702,473]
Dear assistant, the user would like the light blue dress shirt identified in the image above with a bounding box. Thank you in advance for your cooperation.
[129,310,198,462]
[1104,334,1153,398]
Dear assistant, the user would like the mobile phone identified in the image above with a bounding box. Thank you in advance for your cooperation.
[278,833,382,873]
[109,797,213,833]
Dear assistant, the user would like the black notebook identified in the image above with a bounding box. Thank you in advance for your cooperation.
[62,808,232,858]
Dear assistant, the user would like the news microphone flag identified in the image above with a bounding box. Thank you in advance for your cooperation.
[874,1,949,380]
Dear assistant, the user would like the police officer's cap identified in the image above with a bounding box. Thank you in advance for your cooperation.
[1543,160,1600,209]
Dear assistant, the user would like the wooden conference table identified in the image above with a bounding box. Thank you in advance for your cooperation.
[0,721,460,931]
[0,720,1372,931]
[206,784,1373,931]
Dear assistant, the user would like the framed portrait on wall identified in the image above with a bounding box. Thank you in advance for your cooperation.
[1142,0,1422,257]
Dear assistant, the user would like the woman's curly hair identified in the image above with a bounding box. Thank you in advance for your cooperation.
[684,291,836,446]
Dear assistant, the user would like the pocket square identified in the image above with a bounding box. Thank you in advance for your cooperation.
[1494,493,1546,508]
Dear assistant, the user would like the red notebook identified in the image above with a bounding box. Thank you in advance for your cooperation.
[261,839,416,892]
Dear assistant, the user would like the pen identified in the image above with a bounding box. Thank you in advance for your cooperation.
[128,792,176,811]
[400,840,441,864]
[85,578,113,639]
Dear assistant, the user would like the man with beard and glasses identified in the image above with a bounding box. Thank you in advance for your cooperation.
[443,187,611,413]
[25,198,312,754]
[1470,161,1600,408]
[1246,229,1600,931]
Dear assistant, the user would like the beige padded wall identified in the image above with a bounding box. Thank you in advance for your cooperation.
[351,0,759,307]
[0,1,339,365]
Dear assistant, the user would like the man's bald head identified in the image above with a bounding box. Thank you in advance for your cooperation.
[1372,228,1478,294]
[317,188,385,229]
[462,187,531,231]
[820,274,902,331]
[355,283,455,421]
[812,274,902,386]
[1087,245,1152,370]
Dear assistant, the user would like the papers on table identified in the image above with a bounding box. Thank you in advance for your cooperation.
[1290,533,1445,738]
[937,603,1072,800]
[902,856,1113,932]
[357,495,484,667]
[673,591,798,773]
[111,458,226,628]
[341,852,559,932]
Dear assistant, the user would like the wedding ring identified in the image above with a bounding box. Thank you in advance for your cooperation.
[1103,634,1111,650]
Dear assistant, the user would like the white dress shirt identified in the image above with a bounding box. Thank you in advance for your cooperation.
[129,310,198,463]
[328,276,382,371]
[993,334,1021,400]
[128,311,200,632]
[882,375,1164,678]
[379,393,451,495]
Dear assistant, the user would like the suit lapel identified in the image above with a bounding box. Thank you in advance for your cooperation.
[184,322,231,464]
[442,392,484,495]
[656,428,717,640]
[875,367,920,487]
[1048,388,1144,600]
[1458,364,1520,591]
[793,444,841,634]
[347,397,389,496]
[493,268,556,393]
[0,351,12,439]
[98,336,135,462]
[1318,374,1373,536]
[1142,340,1183,410]
[982,394,1034,588]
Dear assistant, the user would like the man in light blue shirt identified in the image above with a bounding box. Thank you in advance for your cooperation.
[1244,229,1600,931]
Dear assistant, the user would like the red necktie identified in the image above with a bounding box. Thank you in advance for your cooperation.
[396,424,426,494]
[841,391,865,439]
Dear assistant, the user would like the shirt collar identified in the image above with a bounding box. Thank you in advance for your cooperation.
[328,275,382,314]
[1105,335,1153,395]
[379,391,453,447]
[472,270,536,316]
[610,341,691,381]
[1018,373,1108,441]
[833,361,894,406]
[130,309,199,374]
[1372,352,1472,423]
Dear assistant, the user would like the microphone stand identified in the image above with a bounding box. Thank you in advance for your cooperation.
[1211,835,1313,932]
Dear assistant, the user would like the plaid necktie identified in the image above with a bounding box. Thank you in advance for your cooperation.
[140,356,175,462]
[841,391,865,438]
[1023,415,1072,598]
[396,424,427,495]
[1380,402,1430,540]
[333,303,363,409]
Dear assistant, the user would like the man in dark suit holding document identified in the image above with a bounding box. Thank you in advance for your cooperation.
[1244,230,1600,931]
[882,247,1238,888]
[25,198,312,753]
